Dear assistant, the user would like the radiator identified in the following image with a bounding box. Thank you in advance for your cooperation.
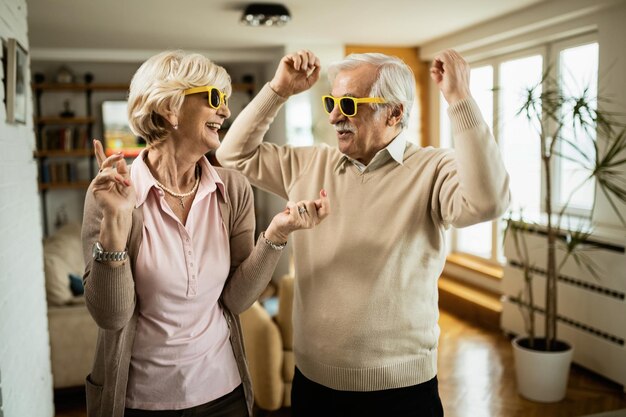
[501,227,626,391]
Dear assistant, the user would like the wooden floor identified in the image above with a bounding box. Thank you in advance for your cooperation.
[54,310,626,417]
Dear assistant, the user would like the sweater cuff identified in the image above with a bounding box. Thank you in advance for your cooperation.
[256,233,285,259]
[256,82,289,115]
[447,97,485,135]
[85,260,134,312]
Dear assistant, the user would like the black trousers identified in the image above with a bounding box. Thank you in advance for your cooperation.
[124,384,248,417]
[291,368,444,417]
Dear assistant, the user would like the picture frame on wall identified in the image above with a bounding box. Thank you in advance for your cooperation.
[5,38,28,124]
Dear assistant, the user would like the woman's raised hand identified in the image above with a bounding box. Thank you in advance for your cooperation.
[91,139,135,217]
[264,189,331,244]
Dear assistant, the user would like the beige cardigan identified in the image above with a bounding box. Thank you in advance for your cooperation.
[81,165,283,417]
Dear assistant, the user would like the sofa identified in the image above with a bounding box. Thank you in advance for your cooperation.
[43,222,98,389]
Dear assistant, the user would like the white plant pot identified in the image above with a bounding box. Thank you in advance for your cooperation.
[512,336,574,402]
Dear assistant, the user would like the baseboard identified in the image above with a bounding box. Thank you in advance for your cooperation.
[438,275,502,332]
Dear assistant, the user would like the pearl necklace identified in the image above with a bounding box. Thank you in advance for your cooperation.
[154,164,200,209]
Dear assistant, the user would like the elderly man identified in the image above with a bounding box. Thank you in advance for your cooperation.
[217,49,510,417]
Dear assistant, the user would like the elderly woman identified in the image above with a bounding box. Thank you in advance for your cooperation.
[81,50,330,417]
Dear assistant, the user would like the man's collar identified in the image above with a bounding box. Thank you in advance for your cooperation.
[334,131,408,173]
[386,131,408,166]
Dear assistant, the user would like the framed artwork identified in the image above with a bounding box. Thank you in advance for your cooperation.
[5,38,28,124]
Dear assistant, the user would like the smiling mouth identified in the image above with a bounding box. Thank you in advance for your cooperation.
[206,122,221,131]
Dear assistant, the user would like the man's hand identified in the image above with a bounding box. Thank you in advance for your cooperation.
[430,49,471,105]
[269,49,321,98]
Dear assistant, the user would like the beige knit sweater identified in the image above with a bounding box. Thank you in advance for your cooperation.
[217,84,510,391]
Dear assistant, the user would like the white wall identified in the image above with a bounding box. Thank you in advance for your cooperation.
[0,0,54,416]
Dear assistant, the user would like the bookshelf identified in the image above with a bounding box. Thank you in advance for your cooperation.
[33,82,129,235]
[33,81,255,235]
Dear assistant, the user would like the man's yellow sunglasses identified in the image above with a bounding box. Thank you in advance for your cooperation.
[322,95,386,117]
[183,86,228,110]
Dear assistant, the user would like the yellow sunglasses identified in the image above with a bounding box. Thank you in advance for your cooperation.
[322,95,386,117]
[183,86,228,110]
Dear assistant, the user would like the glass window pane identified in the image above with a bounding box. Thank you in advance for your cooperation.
[558,42,598,211]
[286,91,314,147]
[499,55,543,214]
[439,66,493,148]
[455,65,494,258]
[456,220,493,258]
[470,66,494,131]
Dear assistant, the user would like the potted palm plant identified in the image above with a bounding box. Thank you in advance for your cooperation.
[503,68,626,402]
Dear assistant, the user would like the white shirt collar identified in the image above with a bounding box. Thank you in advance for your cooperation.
[341,131,407,173]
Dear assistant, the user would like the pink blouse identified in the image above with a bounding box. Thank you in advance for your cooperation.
[125,151,241,410]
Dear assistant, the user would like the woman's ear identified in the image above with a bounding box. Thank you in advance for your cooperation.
[387,104,404,127]
[163,111,179,130]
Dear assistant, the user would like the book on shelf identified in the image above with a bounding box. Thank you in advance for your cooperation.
[39,160,80,184]
[38,125,89,152]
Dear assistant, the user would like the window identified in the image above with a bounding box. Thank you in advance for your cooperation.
[441,66,495,259]
[286,91,314,147]
[556,42,599,212]
[439,35,599,265]
[499,54,544,214]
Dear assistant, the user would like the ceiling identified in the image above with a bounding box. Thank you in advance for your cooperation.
[26,0,546,55]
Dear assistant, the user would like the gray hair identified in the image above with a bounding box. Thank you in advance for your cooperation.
[127,50,232,145]
[327,53,415,129]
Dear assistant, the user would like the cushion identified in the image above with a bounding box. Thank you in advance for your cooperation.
[69,273,84,296]
[53,222,84,271]
[43,223,85,306]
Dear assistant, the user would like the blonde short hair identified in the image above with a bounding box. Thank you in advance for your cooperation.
[127,50,232,145]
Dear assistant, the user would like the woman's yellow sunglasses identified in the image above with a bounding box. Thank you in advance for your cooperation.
[322,95,386,117]
[183,86,228,110]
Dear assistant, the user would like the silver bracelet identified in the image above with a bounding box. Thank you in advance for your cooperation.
[262,232,287,251]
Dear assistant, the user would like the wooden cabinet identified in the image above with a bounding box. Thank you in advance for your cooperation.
[33,82,129,234]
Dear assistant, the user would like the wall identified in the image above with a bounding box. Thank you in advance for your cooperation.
[0,0,54,416]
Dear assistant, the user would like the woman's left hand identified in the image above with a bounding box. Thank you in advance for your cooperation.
[264,189,330,243]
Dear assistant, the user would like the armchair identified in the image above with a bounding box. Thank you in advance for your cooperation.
[240,274,294,412]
